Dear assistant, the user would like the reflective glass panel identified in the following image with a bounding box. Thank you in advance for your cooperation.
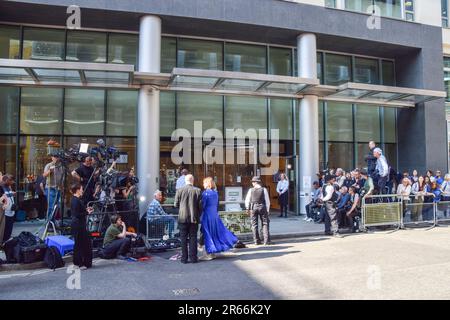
[34,69,80,82]
[326,102,353,142]
[64,89,105,135]
[0,136,17,175]
[354,57,379,84]
[225,43,266,74]
[355,104,380,142]
[178,39,223,70]
[324,53,352,86]
[20,88,62,135]
[161,37,176,73]
[0,25,20,59]
[0,86,19,134]
[66,31,107,63]
[382,60,395,86]
[270,99,293,140]
[160,92,176,137]
[383,107,397,143]
[106,90,137,136]
[225,96,267,131]
[328,142,354,171]
[269,47,292,76]
[108,33,138,66]
[23,28,65,61]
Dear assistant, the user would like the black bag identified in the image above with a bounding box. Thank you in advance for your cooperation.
[13,231,47,264]
[44,246,65,270]
[3,238,18,263]
[130,247,147,259]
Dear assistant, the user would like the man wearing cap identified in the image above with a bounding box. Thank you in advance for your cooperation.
[43,153,64,219]
[323,175,341,237]
[245,176,271,245]
[373,148,389,195]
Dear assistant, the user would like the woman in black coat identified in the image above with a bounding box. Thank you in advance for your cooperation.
[70,183,94,268]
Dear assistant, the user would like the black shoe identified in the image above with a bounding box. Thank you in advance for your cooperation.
[255,241,262,245]
[278,215,283,217]
[264,242,273,245]
[181,260,188,264]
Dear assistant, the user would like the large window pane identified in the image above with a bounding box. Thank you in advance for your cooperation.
[319,101,324,141]
[324,53,352,86]
[225,96,267,131]
[64,89,105,135]
[383,107,397,143]
[106,90,137,136]
[161,37,176,73]
[23,28,65,61]
[326,102,353,142]
[225,43,266,74]
[66,31,107,63]
[382,60,395,86]
[384,143,397,169]
[355,105,380,142]
[354,57,379,84]
[0,86,19,134]
[269,47,292,76]
[317,52,323,83]
[161,92,176,137]
[177,93,223,137]
[0,136,17,175]
[270,99,292,140]
[345,0,402,19]
[0,25,20,59]
[356,142,380,169]
[108,33,138,66]
[328,142,354,171]
[445,70,450,102]
[178,39,223,70]
[20,88,63,135]
[106,137,136,172]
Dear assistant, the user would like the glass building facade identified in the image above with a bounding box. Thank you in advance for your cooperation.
[0,24,397,213]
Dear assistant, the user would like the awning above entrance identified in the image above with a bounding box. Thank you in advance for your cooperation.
[0,59,136,89]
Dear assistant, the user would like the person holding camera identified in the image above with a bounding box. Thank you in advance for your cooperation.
[43,153,64,219]
[102,214,137,260]
[72,156,97,204]
[70,183,94,268]
[0,175,17,244]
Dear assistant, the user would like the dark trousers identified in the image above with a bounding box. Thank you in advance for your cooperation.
[37,194,47,219]
[72,229,93,267]
[378,176,388,195]
[3,215,14,243]
[278,192,288,217]
[324,201,339,235]
[179,223,198,263]
[103,238,131,259]
[251,204,270,244]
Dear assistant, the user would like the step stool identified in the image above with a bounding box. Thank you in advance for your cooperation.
[45,235,75,256]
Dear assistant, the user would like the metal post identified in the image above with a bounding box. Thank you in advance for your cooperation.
[297,33,319,215]
[138,15,161,218]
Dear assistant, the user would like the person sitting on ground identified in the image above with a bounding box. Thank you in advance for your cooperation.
[147,190,176,238]
[102,214,137,260]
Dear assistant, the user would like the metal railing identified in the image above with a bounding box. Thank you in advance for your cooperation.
[362,194,402,230]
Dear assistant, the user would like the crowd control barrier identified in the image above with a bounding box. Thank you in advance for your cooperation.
[362,194,402,230]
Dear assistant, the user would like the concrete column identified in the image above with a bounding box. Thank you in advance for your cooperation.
[297,33,319,215]
[335,0,345,10]
[138,15,161,217]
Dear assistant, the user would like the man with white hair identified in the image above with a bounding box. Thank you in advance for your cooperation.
[335,168,345,187]
[146,190,175,238]
[174,174,202,264]
[373,148,389,195]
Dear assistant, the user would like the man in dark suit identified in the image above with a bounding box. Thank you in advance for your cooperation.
[174,174,202,264]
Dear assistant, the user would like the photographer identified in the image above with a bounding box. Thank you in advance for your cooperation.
[0,175,17,244]
[71,156,98,203]
[43,153,64,219]
[102,214,137,260]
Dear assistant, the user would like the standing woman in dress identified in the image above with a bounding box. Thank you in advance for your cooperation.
[70,183,94,268]
[199,177,238,260]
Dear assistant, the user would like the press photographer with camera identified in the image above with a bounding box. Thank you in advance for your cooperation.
[43,152,64,220]
[71,156,98,203]
[0,174,17,244]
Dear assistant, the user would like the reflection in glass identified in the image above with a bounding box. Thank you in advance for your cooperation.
[225,96,267,132]
[382,60,395,86]
[269,47,292,76]
[270,99,293,140]
[345,0,402,18]
[324,53,352,86]
[177,93,223,137]
[106,137,136,172]
[0,86,19,134]
[225,43,266,74]
[326,102,353,142]
[328,142,354,171]
[66,31,107,63]
[23,28,65,61]
[108,33,138,66]
[383,107,397,143]
[354,57,379,84]
[161,92,176,137]
[0,136,17,175]
[107,90,137,136]
[64,89,105,135]
[161,37,176,73]
[20,88,63,135]
[0,25,20,59]
[355,105,380,142]
[446,70,450,102]
[178,39,223,70]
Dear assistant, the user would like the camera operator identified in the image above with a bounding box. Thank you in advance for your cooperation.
[0,175,17,244]
[43,153,64,219]
[102,214,137,260]
[71,156,98,203]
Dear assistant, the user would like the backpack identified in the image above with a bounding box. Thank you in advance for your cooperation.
[44,246,65,270]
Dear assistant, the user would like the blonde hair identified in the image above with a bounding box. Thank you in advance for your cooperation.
[203,177,216,190]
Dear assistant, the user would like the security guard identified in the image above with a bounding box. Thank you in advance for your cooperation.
[245,176,271,245]
[323,175,342,237]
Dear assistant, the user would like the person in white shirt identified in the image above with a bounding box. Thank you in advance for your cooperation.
[245,176,271,245]
[441,174,450,217]
[374,148,389,195]
[322,175,341,237]
[335,168,345,187]
[397,177,412,218]
[276,173,289,218]
[176,169,189,190]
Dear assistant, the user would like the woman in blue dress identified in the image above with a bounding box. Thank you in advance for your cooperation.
[200,177,238,259]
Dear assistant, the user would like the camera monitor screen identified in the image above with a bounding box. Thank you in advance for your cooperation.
[79,143,89,154]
